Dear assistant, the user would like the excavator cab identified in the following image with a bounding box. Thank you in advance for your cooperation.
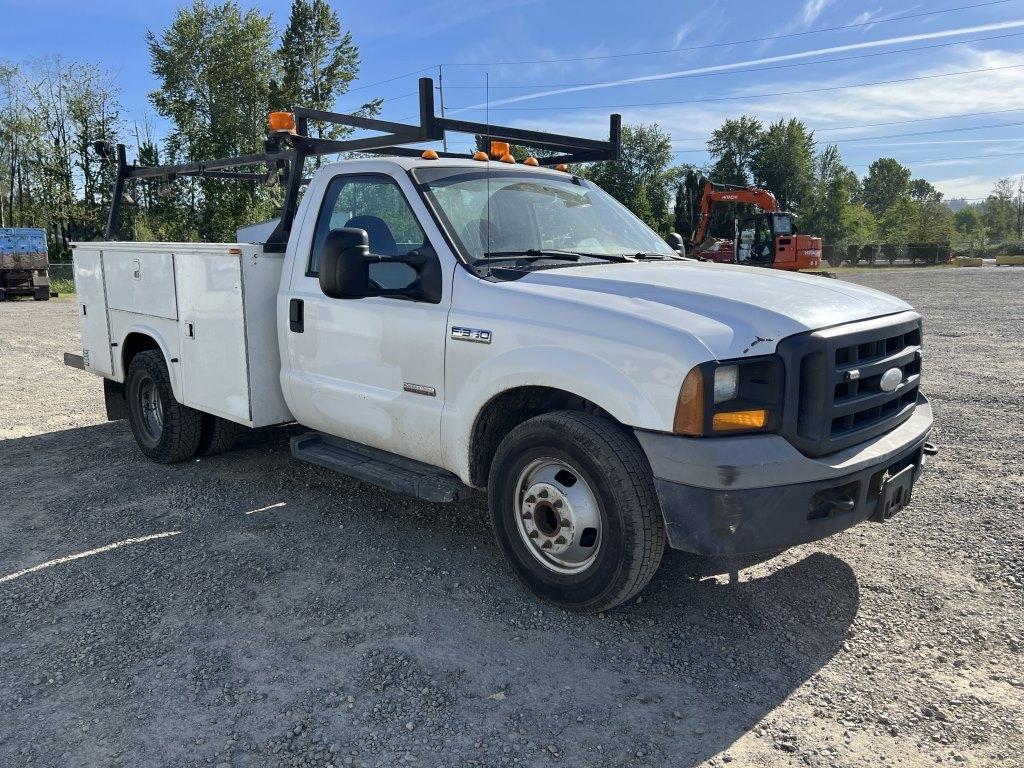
[735,212,818,271]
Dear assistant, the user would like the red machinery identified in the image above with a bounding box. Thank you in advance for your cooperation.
[689,181,821,271]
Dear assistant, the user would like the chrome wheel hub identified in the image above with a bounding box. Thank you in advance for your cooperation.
[514,458,602,574]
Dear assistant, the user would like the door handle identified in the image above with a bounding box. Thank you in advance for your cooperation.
[289,298,304,333]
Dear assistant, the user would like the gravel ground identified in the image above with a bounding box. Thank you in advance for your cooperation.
[0,267,1021,768]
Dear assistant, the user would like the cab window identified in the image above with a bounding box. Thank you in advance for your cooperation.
[308,175,427,290]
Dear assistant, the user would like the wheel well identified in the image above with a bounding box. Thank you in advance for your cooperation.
[121,333,162,376]
[468,386,611,488]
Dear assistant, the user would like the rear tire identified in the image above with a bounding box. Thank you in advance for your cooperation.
[488,411,666,613]
[198,413,241,456]
[126,350,202,463]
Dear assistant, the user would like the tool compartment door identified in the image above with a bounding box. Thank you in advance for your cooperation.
[175,251,252,424]
[73,249,114,376]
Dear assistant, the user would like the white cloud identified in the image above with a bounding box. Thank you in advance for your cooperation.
[799,0,835,28]
[452,19,1024,112]
[672,22,695,48]
[930,174,1018,199]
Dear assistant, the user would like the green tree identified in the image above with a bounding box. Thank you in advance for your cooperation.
[705,116,763,238]
[582,123,675,233]
[274,0,380,148]
[148,1,278,241]
[803,144,854,244]
[672,166,703,238]
[707,116,763,186]
[954,206,986,252]
[840,203,876,244]
[878,195,916,243]
[862,158,911,216]
[982,177,1016,241]
[749,118,815,213]
[909,178,942,202]
[912,198,954,243]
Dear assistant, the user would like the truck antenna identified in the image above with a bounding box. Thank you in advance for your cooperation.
[485,71,491,279]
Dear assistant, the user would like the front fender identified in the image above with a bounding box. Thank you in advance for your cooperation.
[440,345,668,484]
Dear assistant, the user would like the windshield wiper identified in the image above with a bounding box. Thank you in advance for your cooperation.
[480,249,581,263]
[625,251,677,260]
[476,249,632,265]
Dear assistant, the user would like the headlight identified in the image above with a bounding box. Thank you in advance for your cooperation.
[673,356,784,436]
[713,365,738,403]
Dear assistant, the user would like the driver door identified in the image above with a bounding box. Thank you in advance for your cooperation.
[281,172,451,466]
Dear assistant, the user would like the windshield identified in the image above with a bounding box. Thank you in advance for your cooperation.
[414,168,676,263]
[772,213,794,236]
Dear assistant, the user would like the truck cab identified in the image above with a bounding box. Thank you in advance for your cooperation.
[68,83,934,612]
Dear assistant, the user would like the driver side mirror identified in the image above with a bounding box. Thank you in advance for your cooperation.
[665,232,686,257]
[319,227,443,303]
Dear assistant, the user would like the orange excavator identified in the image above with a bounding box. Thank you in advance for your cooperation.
[689,181,822,271]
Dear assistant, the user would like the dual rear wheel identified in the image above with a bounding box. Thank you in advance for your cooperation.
[125,351,239,463]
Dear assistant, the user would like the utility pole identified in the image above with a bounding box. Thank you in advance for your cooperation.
[437,64,448,153]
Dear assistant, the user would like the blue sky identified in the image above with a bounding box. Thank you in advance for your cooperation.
[2,0,1023,200]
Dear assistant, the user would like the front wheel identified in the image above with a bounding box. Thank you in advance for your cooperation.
[488,411,666,612]
[126,350,202,463]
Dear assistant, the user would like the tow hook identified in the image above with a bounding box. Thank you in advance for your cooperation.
[923,442,938,456]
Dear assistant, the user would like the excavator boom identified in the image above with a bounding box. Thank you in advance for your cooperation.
[692,181,779,247]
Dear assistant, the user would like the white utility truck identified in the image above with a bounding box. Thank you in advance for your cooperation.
[67,80,935,611]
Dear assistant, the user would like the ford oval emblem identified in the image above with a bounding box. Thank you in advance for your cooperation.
[879,367,903,392]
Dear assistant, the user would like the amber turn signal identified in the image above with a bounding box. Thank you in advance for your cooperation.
[673,367,705,436]
[712,409,768,431]
[268,111,296,134]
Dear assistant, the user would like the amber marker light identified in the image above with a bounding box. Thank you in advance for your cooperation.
[554,163,569,172]
[268,111,296,134]
[712,409,768,432]
[490,140,510,158]
[421,149,439,160]
[673,367,705,436]
[472,150,489,161]
[523,156,539,166]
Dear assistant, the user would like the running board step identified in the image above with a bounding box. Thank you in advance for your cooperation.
[290,432,469,503]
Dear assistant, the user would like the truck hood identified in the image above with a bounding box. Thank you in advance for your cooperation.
[514,260,913,359]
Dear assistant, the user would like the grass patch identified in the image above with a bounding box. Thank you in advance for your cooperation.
[49,277,76,297]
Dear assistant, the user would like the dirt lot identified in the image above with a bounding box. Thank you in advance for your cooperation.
[1,268,1021,768]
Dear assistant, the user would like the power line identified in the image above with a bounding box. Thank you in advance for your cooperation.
[345,65,437,95]
[816,108,1024,132]
[671,122,1024,155]
[436,0,1013,67]
[834,119,1024,143]
[443,31,1024,103]
[442,63,1024,112]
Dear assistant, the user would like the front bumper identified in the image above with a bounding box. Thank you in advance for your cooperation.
[635,395,934,555]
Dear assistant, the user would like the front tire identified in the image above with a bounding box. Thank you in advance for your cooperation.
[488,411,666,612]
[126,350,202,463]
